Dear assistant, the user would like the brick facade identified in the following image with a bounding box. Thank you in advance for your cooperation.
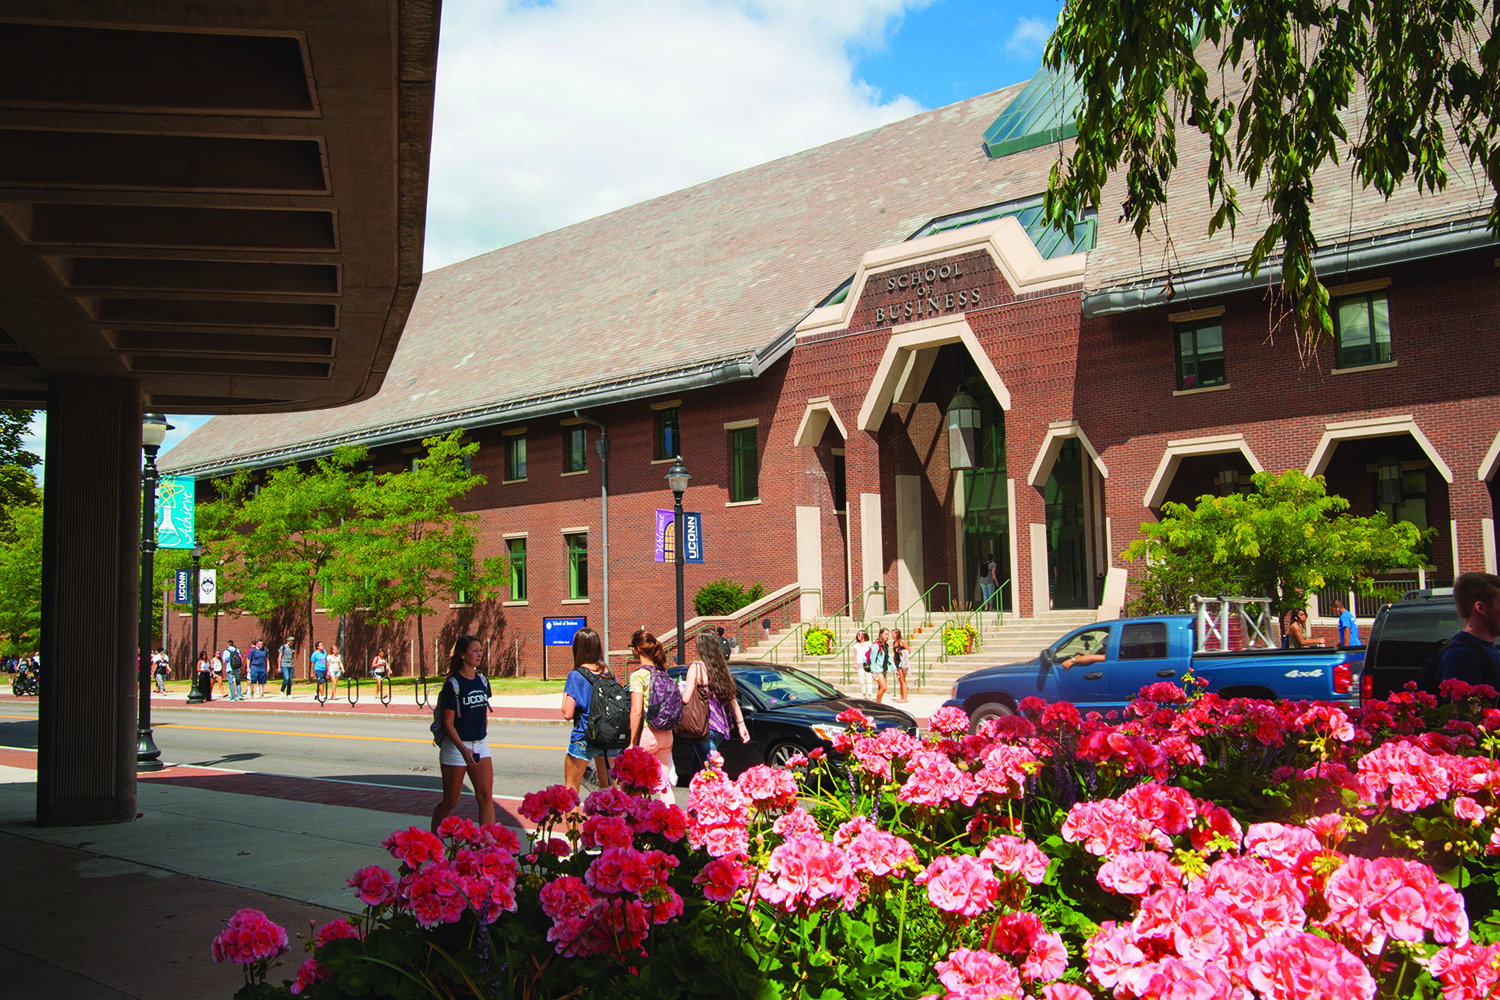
[178,234,1500,678]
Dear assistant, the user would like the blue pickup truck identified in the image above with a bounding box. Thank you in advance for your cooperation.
[944,615,1363,730]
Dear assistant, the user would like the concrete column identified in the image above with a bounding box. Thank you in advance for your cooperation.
[37,376,142,826]
[795,506,823,620]
[859,493,885,617]
[895,475,924,613]
[1029,522,1049,616]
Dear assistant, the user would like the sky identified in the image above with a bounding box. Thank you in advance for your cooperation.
[23,0,1060,467]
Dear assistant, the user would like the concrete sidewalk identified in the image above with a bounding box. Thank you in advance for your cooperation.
[0,749,519,1000]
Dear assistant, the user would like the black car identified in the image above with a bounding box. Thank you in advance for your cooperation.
[1362,589,1493,699]
[666,660,918,783]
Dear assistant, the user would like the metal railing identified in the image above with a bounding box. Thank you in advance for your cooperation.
[659,584,819,662]
[888,583,951,640]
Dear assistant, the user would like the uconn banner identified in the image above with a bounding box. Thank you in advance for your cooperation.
[654,509,703,563]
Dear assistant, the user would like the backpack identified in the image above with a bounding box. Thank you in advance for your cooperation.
[1418,638,1451,697]
[644,665,684,731]
[677,662,711,740]
[227,648,243,672]
[578,667,630,750]
[430,674,491,745]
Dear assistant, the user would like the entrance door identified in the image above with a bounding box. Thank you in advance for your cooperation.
[960,382,1010,611]
[1045,439,1089,609]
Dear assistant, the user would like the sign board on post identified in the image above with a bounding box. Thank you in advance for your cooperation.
[542,617,586,681]
[155,475,196,549]
[653,509,704,563]
[198,569,217,605]
[174,569,192,604]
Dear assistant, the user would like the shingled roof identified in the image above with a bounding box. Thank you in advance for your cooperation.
[163,69,1493,474]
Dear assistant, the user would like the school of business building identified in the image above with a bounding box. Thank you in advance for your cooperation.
[162,66,1500,676]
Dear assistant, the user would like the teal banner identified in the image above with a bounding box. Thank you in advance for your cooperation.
[156,475,196,549]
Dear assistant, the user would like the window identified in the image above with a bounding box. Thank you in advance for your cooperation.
[454,556,473,605]
[1375,468,1429,531]
[1335,291,1392,368]
[654,407,680,461]
[507,538,527,602]
[565,533,588,599]
[729,426,759,502]
[461,453,472,476]
[505,435,527,481]
[1175,319,1225,390]
[1118,622,1168,660]
[1054,626,1110,660]
[565,426,587,473]
[832,452,846,512]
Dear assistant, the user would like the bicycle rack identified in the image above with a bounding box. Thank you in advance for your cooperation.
[378,677,392,707]
[416,672,432,709]
[347,675,359,706]
[313,682,328,706]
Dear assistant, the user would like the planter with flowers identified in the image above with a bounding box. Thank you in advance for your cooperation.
[215,678,1500,1000]
[941,621,978,656]
[802,623,836,657]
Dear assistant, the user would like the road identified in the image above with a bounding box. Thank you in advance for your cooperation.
[0,704,590,803]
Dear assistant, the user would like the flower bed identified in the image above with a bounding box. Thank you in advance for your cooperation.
[215,679,1500,1000]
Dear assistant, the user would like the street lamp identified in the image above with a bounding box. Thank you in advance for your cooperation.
[665,457,691,665]
[137,413,172,770]
[185,538,208,704]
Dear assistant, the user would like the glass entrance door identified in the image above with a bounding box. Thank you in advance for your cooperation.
[1045,438,1089,609]
[960,380,1010,612]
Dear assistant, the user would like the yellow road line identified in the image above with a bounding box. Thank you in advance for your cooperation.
[155,721,556,752]
[0,714,36,721]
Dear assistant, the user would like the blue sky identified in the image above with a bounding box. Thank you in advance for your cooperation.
[25,0,1060,466]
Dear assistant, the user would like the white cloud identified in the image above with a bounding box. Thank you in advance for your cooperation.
[1005,15,1052,56]
[423,0,928,269]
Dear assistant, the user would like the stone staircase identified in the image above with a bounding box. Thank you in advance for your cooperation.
[733,608,1102,695]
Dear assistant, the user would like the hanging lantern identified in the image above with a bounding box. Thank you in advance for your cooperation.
[946,388,980,470]
[1378,454,1404,505]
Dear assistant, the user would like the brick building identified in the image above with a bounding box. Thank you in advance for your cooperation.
[162,69,1500,676]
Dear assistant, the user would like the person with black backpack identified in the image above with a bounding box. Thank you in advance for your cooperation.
[562,626,628,794]
[430,634,494,831]
[222,641,244,702]
[627,630,683,799]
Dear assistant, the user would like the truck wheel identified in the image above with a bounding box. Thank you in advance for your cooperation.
[968,701,1013,734]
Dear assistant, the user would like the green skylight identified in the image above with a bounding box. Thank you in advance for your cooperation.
[982,65,1083,159]
[919,197,1095,258]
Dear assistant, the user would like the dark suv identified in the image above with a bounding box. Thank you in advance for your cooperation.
[1362,589,1468,700]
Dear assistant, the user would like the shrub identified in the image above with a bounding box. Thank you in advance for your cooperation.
[692,577,764,617]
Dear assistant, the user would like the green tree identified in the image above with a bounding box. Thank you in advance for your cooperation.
[0,502,42,654]
[1042,2,1500,350]
[198,447,368,656]
[339,431,506,677]
[1122,469,1429,618]
[0,409,40,537]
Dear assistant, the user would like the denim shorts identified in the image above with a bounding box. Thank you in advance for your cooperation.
[249,669,268,684]
[567,735,616,761]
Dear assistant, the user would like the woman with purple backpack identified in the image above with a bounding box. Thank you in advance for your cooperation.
[627,630,681,800]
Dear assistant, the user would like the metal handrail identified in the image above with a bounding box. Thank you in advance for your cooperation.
[660,585,820,660]
[892,583,951,638]
[956,579,1010,634]
[907,628,947,688]
[824,581,886,633]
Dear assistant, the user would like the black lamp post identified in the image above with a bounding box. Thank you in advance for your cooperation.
[665,457,691,665]
[185,538,208,703]
[137,413,172,770]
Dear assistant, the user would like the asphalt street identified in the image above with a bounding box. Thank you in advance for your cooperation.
[0,704,583,803]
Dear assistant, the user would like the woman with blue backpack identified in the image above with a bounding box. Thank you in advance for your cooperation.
[627,630,683,799]
[430,635,494,831]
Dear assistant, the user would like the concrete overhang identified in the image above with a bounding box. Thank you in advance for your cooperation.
[0,1,439,414]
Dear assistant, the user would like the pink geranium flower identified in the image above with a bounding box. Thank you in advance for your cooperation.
[347,864,398,907]
[289,956,328,995]
[381,826,445,869]
[918,855,1002,918]
[1246,930,1375,1000]
[926,705,970,735]
[694,855,750,902]
[313,918,362,947]
[211,908,289,965]
[736,764,799,814]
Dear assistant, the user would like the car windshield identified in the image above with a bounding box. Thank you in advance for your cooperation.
[732,666,842,708]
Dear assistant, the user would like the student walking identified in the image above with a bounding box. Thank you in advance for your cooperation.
[223,641,244,701]
[196,649,213,702]
[152,648,169,694]
[852,629,873,697]
[627,630,681,800]
[868,628,893,703]
[890,627,910,703]
[278,638,296,697]
[560,627,620,793]
[430,635,494,831]
[311,642,329,698]
[247,639,269,699]
[681,632,750,771]
[327,646,345,699]
[371,649,390,701]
